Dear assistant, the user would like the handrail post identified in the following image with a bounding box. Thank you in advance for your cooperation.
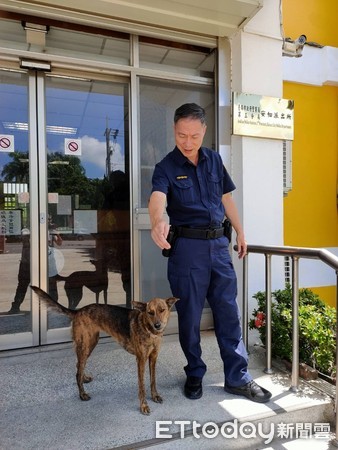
[264,254,273,374]
[290,255,300,392]
[242,254,248,350]
[333,271,338,447]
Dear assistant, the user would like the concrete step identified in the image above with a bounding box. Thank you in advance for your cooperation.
[130,371,334,449]
[0,331,336,449]
[135,342,336,449]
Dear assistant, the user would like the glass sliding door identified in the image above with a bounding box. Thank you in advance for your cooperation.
[43,75,131,343]
[137,78,215,301]
[0,70,37,349]
[135,77,215,332]
[0,68,131,349]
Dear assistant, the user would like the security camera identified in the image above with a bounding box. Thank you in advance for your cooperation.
[282,34,307,57]
[295,34,307,47]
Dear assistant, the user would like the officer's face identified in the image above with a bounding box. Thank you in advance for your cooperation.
[174,118,207,165]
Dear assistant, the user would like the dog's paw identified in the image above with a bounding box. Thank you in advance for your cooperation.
[152,394,163,404]
[80,392,91,401]
[140,403,151,415]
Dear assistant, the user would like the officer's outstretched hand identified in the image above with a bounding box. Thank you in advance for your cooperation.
[151,220,171,251]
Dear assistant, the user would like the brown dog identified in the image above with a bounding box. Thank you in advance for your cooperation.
[31,286,178,414]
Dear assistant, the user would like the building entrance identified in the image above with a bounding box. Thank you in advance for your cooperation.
[0,18,217,350]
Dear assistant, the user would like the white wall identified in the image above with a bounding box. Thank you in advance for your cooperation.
[283,45,338,87]
[230,0,286,317]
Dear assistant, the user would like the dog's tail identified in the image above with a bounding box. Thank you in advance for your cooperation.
[31,285,76,318]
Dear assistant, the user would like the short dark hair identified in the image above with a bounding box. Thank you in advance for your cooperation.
[174,103,206,125]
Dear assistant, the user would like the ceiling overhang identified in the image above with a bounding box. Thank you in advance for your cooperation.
[0,0,263,46]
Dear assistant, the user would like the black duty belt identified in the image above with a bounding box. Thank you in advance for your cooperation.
[176,226,224,240]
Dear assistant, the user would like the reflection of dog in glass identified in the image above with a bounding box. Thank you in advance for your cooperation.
[57,259,108,309]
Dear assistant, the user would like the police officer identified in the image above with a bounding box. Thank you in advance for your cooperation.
[149,103,271,403]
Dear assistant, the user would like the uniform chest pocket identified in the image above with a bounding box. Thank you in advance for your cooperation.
[207,173,223,201]
[172,178,195,205]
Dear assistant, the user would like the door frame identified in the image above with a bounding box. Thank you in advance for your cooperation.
[29,70,47,346]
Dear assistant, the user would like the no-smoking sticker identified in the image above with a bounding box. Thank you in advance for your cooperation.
[64,138,82,156]
[0,134,15,153]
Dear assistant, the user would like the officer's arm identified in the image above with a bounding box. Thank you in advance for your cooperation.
[148,191,171,250]
[222,193,247,259]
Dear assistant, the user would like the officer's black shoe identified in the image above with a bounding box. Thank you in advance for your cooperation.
[184,376,203,400]
[224,380,272,403]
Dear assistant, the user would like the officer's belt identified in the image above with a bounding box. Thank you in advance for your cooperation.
[175,226,224,240]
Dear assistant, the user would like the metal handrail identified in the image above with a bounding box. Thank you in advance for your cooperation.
[235,244,338,444]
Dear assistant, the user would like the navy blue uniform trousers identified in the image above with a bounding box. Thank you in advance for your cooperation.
[168,235,252,387]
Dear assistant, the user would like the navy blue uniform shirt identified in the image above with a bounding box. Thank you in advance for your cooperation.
[151,146,236,227]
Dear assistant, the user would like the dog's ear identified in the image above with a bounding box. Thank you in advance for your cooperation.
[132,301,147,311]
[166,297,179,309]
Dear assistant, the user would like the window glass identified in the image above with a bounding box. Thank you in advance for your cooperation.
[0,19,130,66]
[139,77,214,300]
[139,39,215,77]
[0,70,31,331]
[139,78,215,208]
[45,76,131,332]
[47,28,130,65]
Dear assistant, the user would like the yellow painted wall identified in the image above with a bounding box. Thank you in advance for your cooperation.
[283,83,338,248]
[283,0,338,306]
[283,0,338,47]
[311,286,336,309]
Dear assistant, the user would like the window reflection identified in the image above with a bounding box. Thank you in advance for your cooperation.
[139,37,215,77]
[139,78,215,208]
[0,72,31,331]
[45,77,131,329]
[139,78,214,300]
